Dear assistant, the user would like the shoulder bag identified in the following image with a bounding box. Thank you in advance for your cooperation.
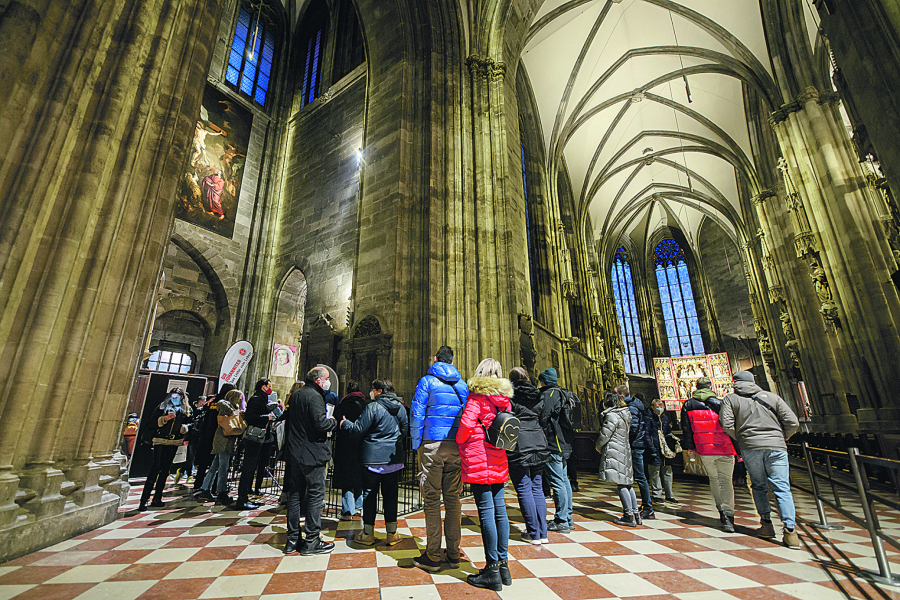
[482,410,521,450]
[222,413,247,436]
[243,423,268,444]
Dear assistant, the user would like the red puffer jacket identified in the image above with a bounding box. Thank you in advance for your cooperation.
[456,377,513,485]
[683,399,736,456]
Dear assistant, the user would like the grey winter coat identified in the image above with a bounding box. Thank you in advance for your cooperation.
[595,406,634,485]
[720,380,799,451]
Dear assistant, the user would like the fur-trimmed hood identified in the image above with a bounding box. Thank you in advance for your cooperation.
[467,376,513,398]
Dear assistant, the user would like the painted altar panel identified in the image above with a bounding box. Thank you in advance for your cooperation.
[653,353,732,410]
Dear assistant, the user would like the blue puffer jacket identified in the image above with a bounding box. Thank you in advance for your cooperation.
[411,362,468,449]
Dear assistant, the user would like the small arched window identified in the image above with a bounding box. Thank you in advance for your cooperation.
[654,238,704,356]
[226,1,279,107]
[611,247,646,373]
[145,349,193,374]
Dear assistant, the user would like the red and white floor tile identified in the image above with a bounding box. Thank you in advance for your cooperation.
[1,473,898,600]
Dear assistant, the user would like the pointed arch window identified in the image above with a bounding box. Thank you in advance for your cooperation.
[226,1,279,107]
[654,239,704,356]
[611,247,646,373]
[298,1,328,109]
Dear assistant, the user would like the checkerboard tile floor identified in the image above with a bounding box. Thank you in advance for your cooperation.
[2,473,899,600]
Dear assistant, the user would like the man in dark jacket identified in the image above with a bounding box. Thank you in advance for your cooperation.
[625,388,654,519]
[235,378,275,510]
[721,370,800,548]
[538,367,574,533]
[284,366,337,555]
[411,346,469,571]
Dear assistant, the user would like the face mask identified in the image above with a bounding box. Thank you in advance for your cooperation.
[320,379,331,391]
[653,407,664,415]
[370,390,376,400]
[265,388,272,395]
[171,395,182,405]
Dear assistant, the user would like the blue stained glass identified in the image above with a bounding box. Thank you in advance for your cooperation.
[308,30,322,104]
[654,238,704,355]
[226,5,278,107]
[263,35,275,62]
[256,73,269,92]
[612,250,646,373]
[688,315,701,335]
[254,87,266,105]
[226,65,240,85]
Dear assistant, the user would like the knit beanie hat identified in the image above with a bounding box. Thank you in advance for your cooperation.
[538,367,558,385]
[733,370,755,383]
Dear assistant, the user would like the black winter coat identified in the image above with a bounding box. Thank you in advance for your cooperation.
[332,391,368,490]
[646,411,674,466]
[626,396,649,448]
[507,380,550,468]
[285,382,337,467]
[343,393,409,465]
[540,384,574,458]
[245,390,274,443]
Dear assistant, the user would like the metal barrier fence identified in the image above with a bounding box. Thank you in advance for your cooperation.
[790,441,900,587]
[225,436,463,518]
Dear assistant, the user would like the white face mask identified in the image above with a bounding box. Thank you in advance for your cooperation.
[320,379,331,391]
[653,406,664,415]
[370,390,376,400]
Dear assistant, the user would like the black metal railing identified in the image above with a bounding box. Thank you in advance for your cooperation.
[789,441,900,588]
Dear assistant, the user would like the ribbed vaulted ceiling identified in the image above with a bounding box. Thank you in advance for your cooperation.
[520,0,817,259]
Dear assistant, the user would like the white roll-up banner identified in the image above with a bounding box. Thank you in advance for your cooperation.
[219,341,254,391]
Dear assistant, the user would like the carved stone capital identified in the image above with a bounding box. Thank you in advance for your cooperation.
[794,231,818,258]
[768,285,786,304]
[797,86,820,104]
[488,61,507,81]
[770,100,802,126]
[751,189,777,206]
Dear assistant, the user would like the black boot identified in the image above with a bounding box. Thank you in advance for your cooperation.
[467,562,503,591]
[723,514,735,533]
[634,510,642,526]
[497,560,512,585]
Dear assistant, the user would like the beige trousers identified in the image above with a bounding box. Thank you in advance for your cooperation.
[418,440,463,561]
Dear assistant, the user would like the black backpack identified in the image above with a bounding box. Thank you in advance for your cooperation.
[558,388,580,433]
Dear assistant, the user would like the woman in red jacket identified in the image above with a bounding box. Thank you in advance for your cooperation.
[680,377,737,532]
[457,358,513,592]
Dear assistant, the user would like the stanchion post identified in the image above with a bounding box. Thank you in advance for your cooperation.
[803,442,842,530]
[825,455,842,509]
[848,447,899,587]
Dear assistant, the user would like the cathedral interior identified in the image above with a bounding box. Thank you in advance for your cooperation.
[3,0,900,568]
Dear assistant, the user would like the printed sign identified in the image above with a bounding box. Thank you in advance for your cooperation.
[270,344,297,378]
[219,341,254,391]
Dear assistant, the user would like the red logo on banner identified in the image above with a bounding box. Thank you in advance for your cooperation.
[239,349,246,355]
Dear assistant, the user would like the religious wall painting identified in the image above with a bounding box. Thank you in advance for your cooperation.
[174,84,252,238]
[654,353,733,410]
[271,344,298,379]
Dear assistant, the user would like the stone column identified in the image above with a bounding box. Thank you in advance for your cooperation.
[0,0,223,559]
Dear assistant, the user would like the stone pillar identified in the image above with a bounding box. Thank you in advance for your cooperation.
[0,0,223,560]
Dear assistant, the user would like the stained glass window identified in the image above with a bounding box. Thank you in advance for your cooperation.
[226,3,277,107]
[654,239,704,356]
[611,247,646,373]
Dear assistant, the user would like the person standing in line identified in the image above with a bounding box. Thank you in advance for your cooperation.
[411,345,469,572]
[596,392,641,527]
[200,389,243,504]
[647,398,678,504]
[193,383,233,498]
[284,366,337,556]
[139,388,191,511]
[340,380,408,546]
[681,378,737,532]
[235,378,276,510]
[538,367,575,533]
[457,359,513,591]
[624,387,654,520]
[507,367,550,545]
[720,371,801,548]
[333,381,369,519]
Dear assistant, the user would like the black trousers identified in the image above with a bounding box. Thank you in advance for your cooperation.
[254,441,275,491]
[286,462,323,543]
[361,468,401,526]
[237,439,263,500]
[141,445,178,503]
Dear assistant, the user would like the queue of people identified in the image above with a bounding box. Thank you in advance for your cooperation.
[130,351,802,590]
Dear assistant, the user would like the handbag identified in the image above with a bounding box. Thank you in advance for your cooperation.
[243,424,267,444]
[222,413,246,436]
[658,428,676,459]
[482,411,520,450]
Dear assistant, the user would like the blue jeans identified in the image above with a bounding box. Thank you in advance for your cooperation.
[510,464,548,540]
[472,483,509,563]
[342,488,366,515]
[544,454,573,527]
[631,447,653,512]
[741,449,796,529]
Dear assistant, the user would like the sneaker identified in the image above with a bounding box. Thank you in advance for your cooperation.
[614,513,637,527]
[640,509,656,520]
[540,537,549,544]
[415,553,442,572]
[446,550,468,569]
[719,510,727,524]
[783,527,801,549]
[300,538,335,555]
[756,520,777,539]
[665,496,679,504]
[339,512,354,521]
[384,532,402,546]
[723,515,735,533]
[521,532,542,545]
[284,540,302,555]
[353,531,376,546]
[547,521,570,533]
[634,511,642,526]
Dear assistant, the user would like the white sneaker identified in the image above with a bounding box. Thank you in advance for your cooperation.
[521,532,542,545]
[540,537,549,544]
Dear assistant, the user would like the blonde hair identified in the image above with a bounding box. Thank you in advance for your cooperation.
[473,358,502,379]
[223,389,245,413]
